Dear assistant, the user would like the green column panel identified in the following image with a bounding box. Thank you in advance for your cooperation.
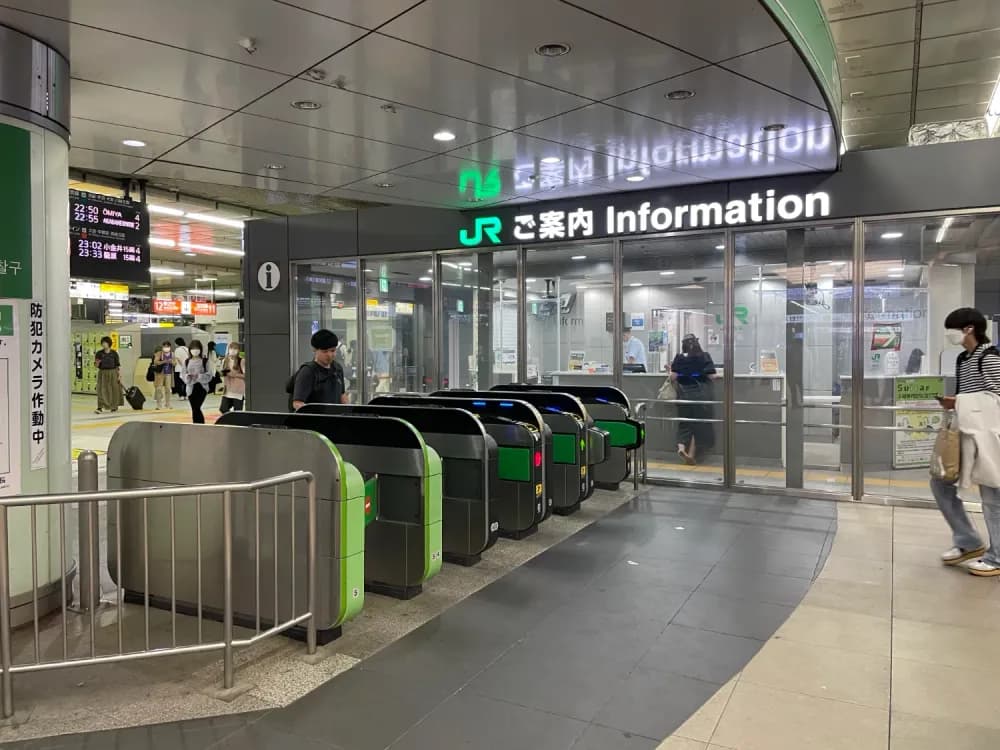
[0,123,32,299]
[422,447,443,582]
[337,460,366,626]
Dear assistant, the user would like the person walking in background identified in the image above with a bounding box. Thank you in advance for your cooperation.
[219,342,245,414]
[152,340,174,410]
[179,339,213,424]
[173,337,189,400]
[206,341,221,394]
[669,334,717,465]
[94,336,121,414]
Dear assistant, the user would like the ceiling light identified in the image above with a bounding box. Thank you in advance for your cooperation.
[264,163,285,170]
[714,244,724,250]
[526,277,536,283]
[888,273,904,279]
[888,266,905,272]
[762,123,786,133]
[665,89,695,100]
[419,276,432,282]
[535,42,570,57]
[625,175,645,183]
[935,216,954,243]
[830,261,847,267]
[187,289,238,298]
[571,255,587,260]
[880,231,903,239]
[540,156,561,164]
[149,237,175,248]
[659,271,675,276]
[148,204,185,217]
[149,267,184,276]
[375,182,394,189]
[184,252,197,257]
[433,130,456,142]
[185,213,245,229]
[364,268,374,273]
[195,276,217,282]
[177,242,244,257]
[576,284,587,289]
[291,100,322,110]
[426,268,434,274]
[820,273,836,278]
[122,139,146,148]
[629,282,642,287]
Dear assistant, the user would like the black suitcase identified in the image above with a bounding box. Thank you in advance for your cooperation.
[123,386,145,411]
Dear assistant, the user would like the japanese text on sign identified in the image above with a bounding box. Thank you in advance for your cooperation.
[28,300,46,470]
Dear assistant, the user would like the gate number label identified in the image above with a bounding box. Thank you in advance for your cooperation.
[257,262,280,291]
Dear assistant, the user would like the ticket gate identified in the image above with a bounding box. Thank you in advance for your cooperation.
[107,423,366,643]
[299,403,497,566]
[219,412,442,600]
[497,385,643,489]
[372,395,547,539]
[436,390,592,515]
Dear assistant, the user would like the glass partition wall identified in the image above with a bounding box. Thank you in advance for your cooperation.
[288,207,1000,506]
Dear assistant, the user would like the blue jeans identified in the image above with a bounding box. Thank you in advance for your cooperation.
[930,477,1000,566]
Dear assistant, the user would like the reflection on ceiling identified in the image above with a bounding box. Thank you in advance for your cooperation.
[3,0,836,212]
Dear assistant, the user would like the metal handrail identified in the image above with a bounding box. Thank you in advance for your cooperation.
[0,466,317,718]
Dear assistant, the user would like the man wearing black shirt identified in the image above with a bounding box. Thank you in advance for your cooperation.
[291,329,348,410]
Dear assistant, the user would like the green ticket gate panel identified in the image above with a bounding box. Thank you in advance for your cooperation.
[107,423,366,643]
[219,412,442,600]
[497,385,643,489]
[372,395,546,539]
[300,403,497,566]
[439,390,589,515]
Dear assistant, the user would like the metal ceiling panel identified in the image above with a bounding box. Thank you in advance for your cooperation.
[922,0,1000,39]
[748,126,838,171]
[386,153,523,195]
[822,0,916,21]
[845,130,908,149]
[70,80,232,138]
[68,25,289,110]
[921,28,1000,68]
[721,42,828,109]
[566,0,787,62]
[670,148,823,182]
[69,118,188,161]
[306,33,588,129]
[244,79,502,151]
[840,43,913,77]
[277,0,422,29]
[607,67,833,150]
[334,172,509,208]
[842,69,914,98]
[842,91,911,117]
[828,7,916,49]
[323,186,443,209]
[915,103,992,123]
[842,111,912,134]
[157,139,376,188]
[919,59,1000,91]
[196,112,433,173]
[138,162,334,196]
[0,4,69,53]
[69,147,149,175]
[378,0,702,100]
[916,82,995,109]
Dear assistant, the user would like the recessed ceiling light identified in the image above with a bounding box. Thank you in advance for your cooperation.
[571,255,587,260]
[380,103,398,114]
[122,139,146,148]
[659,271,675,276]
[149,267,184,276]
[148,204,185,217]
[762,123,786,132]
[419,276,432,282]
[184,252,197,257]
[629,282,642,287]
[375,182,394,189]
[665,89,695,100]
[576,284,587,289]
[888,273,904,278]
[264,163,285,170]
[149,237,175,248]
[177,242,244,257]
[881,231,903,239]
[625,175,645,183]
[535,42,570,57]
[888,266,905,272]
[540,156,561,164]
[305,67,327,82]
[186,213,245,229]
[715,244,725,250]
[820,273,836,278]
[458,262,472,267]
[291,100,322,110]
[433,130,456,142]
[526,277,536,283]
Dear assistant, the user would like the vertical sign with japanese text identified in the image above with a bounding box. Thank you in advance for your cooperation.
[0,301,21,496]
[0,124,32,299]
[28,301,46,470]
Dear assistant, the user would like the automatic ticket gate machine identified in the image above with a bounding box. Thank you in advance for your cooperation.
[436,390,592,515]
[107,422,367,643]
[497,385,643,490]
[219,412,443,600]
[299,403,498,566]
[371,395,548,539]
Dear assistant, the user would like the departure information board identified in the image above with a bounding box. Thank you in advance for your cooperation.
[69,190,150,283]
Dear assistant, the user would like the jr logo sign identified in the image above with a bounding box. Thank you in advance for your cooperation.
[459,216,502,247]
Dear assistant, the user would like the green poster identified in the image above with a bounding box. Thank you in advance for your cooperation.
[895,376,944,403]
[0,124,31,299]
[0,305,13,337]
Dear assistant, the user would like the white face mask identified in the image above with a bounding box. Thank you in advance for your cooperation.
[162,346,170,352]
[190,349,202,357]
[945,329,967,347]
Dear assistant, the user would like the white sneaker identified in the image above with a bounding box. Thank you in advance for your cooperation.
[966,559,1000,577]
[942,546,986,565]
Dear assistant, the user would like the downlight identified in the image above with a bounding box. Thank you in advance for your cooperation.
[291,100,322,110]
[665,89,695,100]
[762,123,786,133]
[535,42,570,57]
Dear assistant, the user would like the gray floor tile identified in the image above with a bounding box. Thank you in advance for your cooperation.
[594,556,712,591]
[593,666,722,739]
[569,723,658,749]
[672,591,795,641]
[698,565,813,607]
[389,691,586,750]
[715,544,824,579]
[731,528,830,556]
[212,723,343,750]
[638,624,763,684]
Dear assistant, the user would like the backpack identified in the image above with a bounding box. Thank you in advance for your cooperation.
[956,346,1000,393]
[285,361,345,411]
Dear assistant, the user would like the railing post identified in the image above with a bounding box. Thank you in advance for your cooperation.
[307,477,317,656]
[0,506,13,718]
[222,489,234,690]
[77,450,100,611]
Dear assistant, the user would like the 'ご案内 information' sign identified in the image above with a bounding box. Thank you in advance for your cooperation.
[0,124,32,299]
[70,189,150,284]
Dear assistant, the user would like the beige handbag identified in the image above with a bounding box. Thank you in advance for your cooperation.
[930,411,960,482]
[657,378,677,401]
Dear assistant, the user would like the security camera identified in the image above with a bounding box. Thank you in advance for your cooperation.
[238,37,258,55]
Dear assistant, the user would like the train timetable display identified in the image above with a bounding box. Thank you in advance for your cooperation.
[69,190,150,283]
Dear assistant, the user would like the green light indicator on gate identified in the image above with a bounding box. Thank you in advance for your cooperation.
[456,299,464,313]
[379,277,389,294]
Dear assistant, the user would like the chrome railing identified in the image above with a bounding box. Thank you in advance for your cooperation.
[0,465,317,718]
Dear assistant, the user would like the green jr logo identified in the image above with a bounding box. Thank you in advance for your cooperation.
[459,216,502,247]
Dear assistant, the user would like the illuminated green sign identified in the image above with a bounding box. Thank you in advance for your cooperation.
[379,277,389,293]
[459,216,502,247]
[459,167,501,201]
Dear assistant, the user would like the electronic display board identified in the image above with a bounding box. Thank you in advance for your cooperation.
[69,189,150,284]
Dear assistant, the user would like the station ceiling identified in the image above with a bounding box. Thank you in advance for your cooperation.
[2,0,837,212]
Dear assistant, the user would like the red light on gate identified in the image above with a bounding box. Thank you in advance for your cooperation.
[534,451,542,468]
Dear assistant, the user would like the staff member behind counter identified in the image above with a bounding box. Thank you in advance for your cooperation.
[623,328,647,371]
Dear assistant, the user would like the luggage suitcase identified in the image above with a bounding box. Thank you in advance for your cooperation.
[123,385,145,411]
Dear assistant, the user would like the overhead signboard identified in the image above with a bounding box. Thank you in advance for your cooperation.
[69,280,130,301]
[69,189,150,284]
[152,298,217,316]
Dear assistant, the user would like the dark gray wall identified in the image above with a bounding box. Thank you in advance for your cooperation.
[243,218,290,411]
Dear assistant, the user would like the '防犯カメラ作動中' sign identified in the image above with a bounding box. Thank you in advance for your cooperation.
[458,187,832,248]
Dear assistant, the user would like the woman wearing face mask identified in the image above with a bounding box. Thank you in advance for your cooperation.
[934,307,1000,576]
[179,339,213,424]
[152,340,174,410]
[219,342,245,414]
[94,336,122,414]
[669,334,717,465]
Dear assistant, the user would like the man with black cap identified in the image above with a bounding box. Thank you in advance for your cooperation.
[290,329,348,410]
